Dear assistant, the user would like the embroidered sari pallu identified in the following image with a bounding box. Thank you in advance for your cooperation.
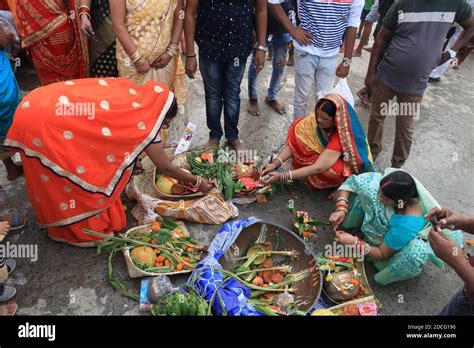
[5,78,174,247]
[287,94,374,189]
[15,0,88,85]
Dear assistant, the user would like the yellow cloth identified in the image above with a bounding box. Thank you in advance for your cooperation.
[294,113,325,155]
[116,0,188,108]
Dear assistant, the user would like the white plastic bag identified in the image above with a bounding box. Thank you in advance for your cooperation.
[331,78,355,107]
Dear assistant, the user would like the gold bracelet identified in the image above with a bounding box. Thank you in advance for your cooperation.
[130,50,144,64]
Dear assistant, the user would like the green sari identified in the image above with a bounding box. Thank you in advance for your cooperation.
[339,168,463,286]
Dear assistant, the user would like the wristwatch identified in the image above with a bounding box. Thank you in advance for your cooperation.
[342,57,352,67]
[448,49,457,59]
[257,45,269,53]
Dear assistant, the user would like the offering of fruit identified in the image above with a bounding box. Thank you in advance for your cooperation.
[130,246,156,268]
[155,175,178,195]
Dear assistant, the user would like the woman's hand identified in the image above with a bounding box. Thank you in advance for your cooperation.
[329,210,346,229]
[259,162,277,176]
[135,59,151,73]
[151,53,173,69]
[262,172,281,185]
[334,230,356,245]
[80,15,94,37]
[199,178,214,193]
[185,56,197,78]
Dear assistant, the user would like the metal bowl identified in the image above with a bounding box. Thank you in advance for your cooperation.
[219,221,323,312]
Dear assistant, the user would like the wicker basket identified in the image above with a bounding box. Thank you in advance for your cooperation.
[132,148,204,199]
[327,295,379,315]
[122,222,193,278]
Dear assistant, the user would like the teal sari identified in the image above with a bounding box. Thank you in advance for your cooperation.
[339,168,463,286]
[0,49,20,149]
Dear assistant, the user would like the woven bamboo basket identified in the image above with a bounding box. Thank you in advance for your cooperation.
[327,295,380,315]
[122,222,193,278]
[132,148,204,199]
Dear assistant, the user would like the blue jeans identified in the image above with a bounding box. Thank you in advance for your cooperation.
[199,55,247,142]
[248,33,292,100]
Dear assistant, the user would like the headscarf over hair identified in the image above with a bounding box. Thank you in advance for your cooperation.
[380,170,419,202]
[316,98,337,118]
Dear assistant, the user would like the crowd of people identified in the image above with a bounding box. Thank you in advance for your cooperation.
[0,0,473,316]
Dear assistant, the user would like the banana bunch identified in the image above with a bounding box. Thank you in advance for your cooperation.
[151,292,210,316]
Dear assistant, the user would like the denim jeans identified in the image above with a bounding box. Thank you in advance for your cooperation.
[248,33,292,100]
[439,287,474,315]
[293,49,338,119]
[199,55,247,141]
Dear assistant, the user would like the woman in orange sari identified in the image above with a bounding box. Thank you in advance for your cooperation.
[261,94,374,196]
[14,0,88,85]
[5,78,213,247]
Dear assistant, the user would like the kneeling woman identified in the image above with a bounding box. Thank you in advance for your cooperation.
[5,78,213,247]
[261,94,374,193]
[330,169,463,285]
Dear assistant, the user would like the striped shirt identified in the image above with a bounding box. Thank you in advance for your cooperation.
[269,0,364,57]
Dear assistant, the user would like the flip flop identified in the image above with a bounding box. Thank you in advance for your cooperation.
[0,285,17,303]
[0,210,26,231]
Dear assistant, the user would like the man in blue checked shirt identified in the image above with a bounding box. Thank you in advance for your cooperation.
[269,0,364,119]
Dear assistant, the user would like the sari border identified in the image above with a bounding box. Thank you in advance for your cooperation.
[325,94,360,174]
[22,13,68,48]
[4,89,175,197]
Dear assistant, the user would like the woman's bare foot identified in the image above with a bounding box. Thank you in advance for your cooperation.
[247,99,260,116]
[0,301,17,316]
[265,97,286,115]
[3,158,23,181]
[327,190,339,201]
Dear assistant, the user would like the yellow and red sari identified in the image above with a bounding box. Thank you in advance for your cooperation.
[15,0,88,85]
[287,94,374,189]
[5,78,174,247]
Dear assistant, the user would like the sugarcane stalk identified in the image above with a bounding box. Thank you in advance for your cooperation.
[83,228,176,253]
[234,250,299,263]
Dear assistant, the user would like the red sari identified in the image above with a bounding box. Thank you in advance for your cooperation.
[287,94,374,189]
[5,78,173,247]
[15,0,88,85]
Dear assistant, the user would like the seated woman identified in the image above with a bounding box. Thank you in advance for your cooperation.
[261,94,374,195]
[5,78,213,247]
[330,169,464,285]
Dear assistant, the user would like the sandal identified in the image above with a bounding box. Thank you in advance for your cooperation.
[0,210,26,231]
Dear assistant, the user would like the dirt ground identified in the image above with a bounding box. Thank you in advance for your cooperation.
[2,45,473,315]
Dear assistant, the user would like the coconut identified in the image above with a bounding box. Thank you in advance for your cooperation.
[155,175,178,195]
[130,246,156,267]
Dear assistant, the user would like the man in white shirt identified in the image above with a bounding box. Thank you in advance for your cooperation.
[269,0,364,119]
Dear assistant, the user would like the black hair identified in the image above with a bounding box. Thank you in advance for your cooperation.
[165,97,178,120]
[380,171,419,203]
[316,98,337,118]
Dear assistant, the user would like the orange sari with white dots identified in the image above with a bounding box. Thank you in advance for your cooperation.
[5,78,173,247]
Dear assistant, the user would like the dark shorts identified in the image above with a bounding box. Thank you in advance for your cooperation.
[360,8,371,21]
[439,288,474,316]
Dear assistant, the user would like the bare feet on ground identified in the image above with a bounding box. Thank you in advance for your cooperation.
[265,97,286,115]
[247,99,260,116]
